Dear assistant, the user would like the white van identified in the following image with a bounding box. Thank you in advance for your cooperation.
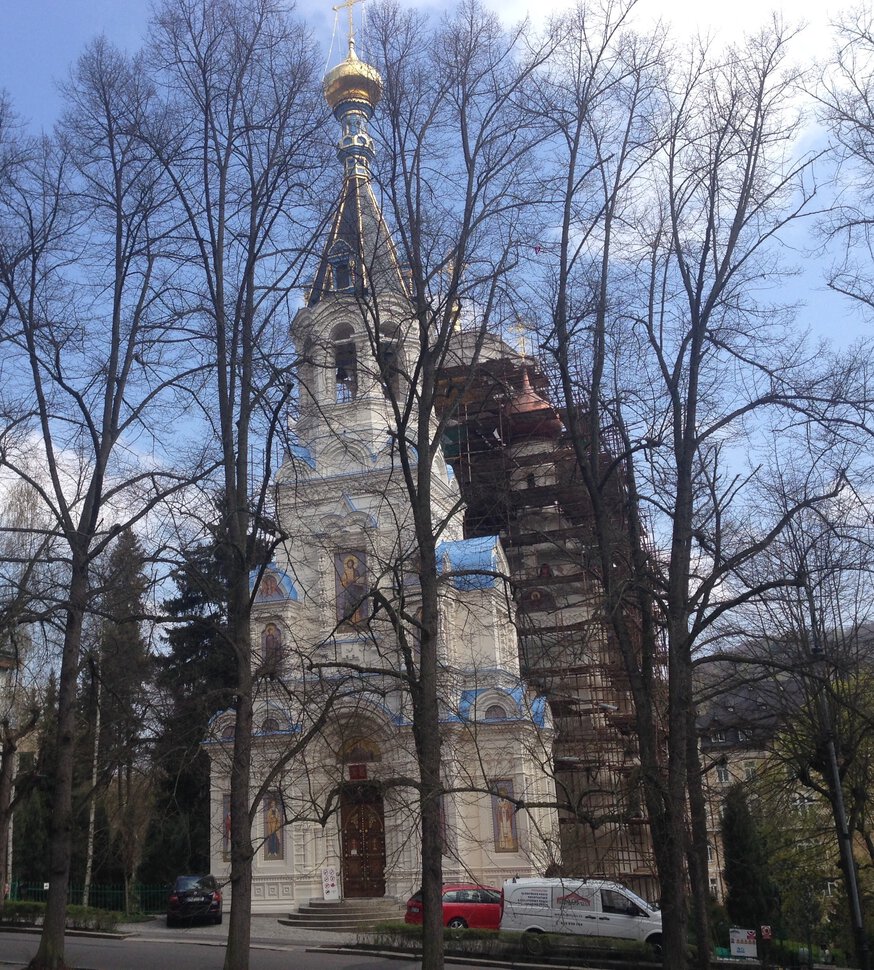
[500,878,662,953]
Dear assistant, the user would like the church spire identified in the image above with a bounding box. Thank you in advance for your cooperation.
[308,0,408,306]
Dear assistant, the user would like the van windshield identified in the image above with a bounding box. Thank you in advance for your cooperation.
[623,888,655,913]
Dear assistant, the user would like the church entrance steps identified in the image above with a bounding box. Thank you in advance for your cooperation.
[278,897,404,931]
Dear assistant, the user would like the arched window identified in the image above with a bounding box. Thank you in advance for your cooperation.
[261,717,280,733]
[377,328,402,400]
[262,623,282,667]
[332,324,357,403]
[328,240,356,292]
[221,724,235,740]
[485,704,507,721]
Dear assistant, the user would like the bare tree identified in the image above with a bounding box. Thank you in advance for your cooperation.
[738,493,874,970]
[532,12,873,969]
[0,480,56,899]
[817,9,874,316]
[138,1,330,964]
[0,39,197,969]
[353,4,551,965]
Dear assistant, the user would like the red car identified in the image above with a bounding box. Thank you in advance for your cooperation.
[404,883,502,930]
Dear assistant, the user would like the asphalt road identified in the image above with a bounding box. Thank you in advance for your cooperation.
[0,924,494,970]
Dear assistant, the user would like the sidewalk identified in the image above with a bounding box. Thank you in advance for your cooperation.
[117,914,361,950]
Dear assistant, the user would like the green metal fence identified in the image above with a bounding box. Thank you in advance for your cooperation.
[11,883,168,915]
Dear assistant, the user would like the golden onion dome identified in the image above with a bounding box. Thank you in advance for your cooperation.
[323,48,383,113]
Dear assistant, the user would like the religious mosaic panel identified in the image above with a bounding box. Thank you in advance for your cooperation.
[335,550,369,628]
[491,779,518,853]
[263,791,285,862]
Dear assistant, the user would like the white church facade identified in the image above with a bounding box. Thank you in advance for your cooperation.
[204,25,559,913]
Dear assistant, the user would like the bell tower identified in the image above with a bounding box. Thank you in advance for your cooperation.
[290,0,413,476]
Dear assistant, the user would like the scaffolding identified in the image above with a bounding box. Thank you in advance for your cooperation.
[436,347,660,898]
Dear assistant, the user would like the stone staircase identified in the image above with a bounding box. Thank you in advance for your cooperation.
[278,897,405,932]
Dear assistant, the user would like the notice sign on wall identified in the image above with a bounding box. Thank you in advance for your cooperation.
[730,928,758,958]
[322,866,340,901]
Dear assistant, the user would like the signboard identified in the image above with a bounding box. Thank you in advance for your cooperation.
[730,928,758,958]
[321,866,340,901]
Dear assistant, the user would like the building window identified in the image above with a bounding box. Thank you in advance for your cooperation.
[707,843,715,863]
[711,731,725,744]
[791,793,817,816]
[328,240,355,292]
[261,717,280,733]
[377,339,401,400]
[484,704,507,721]
[335,342,357,402]
[744,760,756,781]
[716,766,730,784]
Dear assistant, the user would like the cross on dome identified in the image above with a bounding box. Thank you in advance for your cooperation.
[332,0,366,57]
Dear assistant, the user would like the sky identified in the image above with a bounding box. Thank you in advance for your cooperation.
[0,0,864,347]
[0,0,846,132]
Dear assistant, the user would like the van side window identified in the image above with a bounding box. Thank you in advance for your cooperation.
[601,889,640,916]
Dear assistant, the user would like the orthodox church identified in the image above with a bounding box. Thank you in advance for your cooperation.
[205,25,559,912]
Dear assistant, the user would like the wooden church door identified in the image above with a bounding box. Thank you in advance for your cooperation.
[340,784,386,897]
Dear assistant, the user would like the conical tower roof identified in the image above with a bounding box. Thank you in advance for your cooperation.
[503,370,563,442]
[308,36,408,306]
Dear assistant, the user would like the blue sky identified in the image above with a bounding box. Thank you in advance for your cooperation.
[0,0,867,349]
[2,0,151,129]
[0,0,846,131]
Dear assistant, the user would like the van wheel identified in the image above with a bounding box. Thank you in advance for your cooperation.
[523,930,549,956]
[647,933,663,957]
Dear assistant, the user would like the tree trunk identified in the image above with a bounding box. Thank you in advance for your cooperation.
[82,669,101,909]
[413,529,444,970]
[686,710,712,970]
[29,554,89,970]
[0,732,16,898]
[223,574,254,970]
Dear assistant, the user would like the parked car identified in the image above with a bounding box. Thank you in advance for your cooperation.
[499,877,662,954]
[405,883,502,930]
[167,874,223,927]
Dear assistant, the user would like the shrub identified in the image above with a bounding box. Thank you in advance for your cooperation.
[358,922,658,963]
[0,900,121,933]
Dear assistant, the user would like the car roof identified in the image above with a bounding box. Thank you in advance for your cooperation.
[503,878,628,891]
[443,883,499,891]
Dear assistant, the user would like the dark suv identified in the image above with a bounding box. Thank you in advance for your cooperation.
[167,874,223,926]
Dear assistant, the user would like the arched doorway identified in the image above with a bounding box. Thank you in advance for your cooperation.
[340,784,386,898]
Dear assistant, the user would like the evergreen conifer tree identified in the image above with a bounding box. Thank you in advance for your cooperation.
[721,783,776,929]
[140,513,239,883]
